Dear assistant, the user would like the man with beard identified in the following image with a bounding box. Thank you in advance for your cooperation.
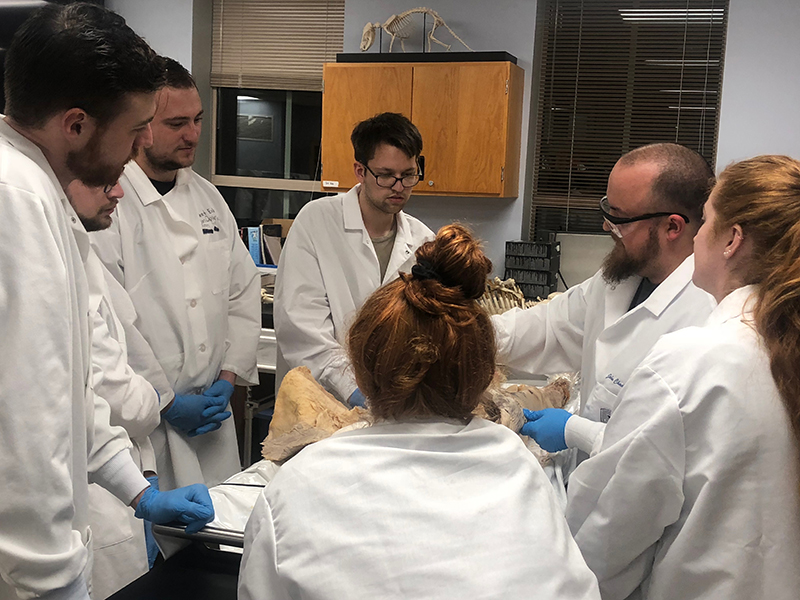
[92,58,261,492]
[66,180,167,595]
[273,112,434,406]
[493,143,716,488]
[0,5,214,599]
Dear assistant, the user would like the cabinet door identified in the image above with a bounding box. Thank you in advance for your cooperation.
[321,64,413,192]
[412,63,510,196]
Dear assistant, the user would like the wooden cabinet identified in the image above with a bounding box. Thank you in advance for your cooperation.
[321,60,524,198]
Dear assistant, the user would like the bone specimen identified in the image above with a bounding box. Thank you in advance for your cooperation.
[478,277,557,316]
[262,367,571,463]
[360,7,472,53]
[261,366,369,462]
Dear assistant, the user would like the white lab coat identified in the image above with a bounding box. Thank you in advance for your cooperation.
[0,119,148,600]
[493,255,715,456]
[239,418,601,600]
[84,247,160,599]
[566,286,800,600]
[92,161,261,490]
[274,185,434,402]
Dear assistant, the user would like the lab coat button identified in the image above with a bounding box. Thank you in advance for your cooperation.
[190,299,197,308]
[199,343,206,352]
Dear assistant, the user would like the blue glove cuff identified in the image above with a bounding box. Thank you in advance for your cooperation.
[348,388,367,408]
[134,486,157,520]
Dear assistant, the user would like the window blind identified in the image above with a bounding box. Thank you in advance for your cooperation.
[211,0,344,92]
[530,0,728,234]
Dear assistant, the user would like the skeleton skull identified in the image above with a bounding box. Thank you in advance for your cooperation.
[360,22,379,51]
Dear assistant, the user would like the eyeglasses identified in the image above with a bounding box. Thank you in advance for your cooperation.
[600,195,690,238]
[103,183,116,194]
[362,164,421,189]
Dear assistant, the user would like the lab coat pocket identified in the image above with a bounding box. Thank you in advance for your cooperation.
[207,241,231,295]
[87,483,135,550]
[583,383,621,424]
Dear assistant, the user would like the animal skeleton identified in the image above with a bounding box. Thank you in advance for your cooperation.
[361,7,473,53]
[478,277,557,315]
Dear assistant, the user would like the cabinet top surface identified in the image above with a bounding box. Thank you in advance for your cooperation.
[335,51,518,64]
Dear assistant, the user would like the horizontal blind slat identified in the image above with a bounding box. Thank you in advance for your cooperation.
[530,0,728,234]
[212,0,344,91]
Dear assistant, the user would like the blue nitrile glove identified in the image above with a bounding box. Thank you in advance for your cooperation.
[134,483,215,535]
[164,393,232,437]
[520,408,572,452]
[188,380,236,436]
[143,475,160,568]
[203,379,235,401]
[348,388,367,408]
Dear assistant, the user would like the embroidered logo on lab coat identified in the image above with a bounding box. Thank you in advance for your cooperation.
[199,207,220,235]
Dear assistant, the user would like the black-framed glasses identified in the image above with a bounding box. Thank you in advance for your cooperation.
[103,183,115,194]
[600,195,689,237]
[362,163,421,189]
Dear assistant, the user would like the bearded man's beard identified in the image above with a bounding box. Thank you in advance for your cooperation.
[66,130,134,188]
[602,224,660,285]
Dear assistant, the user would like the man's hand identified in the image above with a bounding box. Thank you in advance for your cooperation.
[132,484,215,534]
[203,379,235,402]
[163,393,232,437]
[520,408,572,452]
[348,388,367,408]
[216,370,237,386]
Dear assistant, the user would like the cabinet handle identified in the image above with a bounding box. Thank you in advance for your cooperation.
[428,181,434,187]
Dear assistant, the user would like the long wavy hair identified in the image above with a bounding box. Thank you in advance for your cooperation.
[347,224,495,421]
[712,155,800,445]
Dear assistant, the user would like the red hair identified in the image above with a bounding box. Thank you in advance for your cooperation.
[348,224,495,421]
[713,155,800,449]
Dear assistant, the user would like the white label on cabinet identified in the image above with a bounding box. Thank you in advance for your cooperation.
[323,180,339,188]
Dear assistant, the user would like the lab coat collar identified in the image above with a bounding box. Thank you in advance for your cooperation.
[0,118,68,203]
[342,184,365,230]
[0,118,88,259]
[341,184,414,238]
[707,285,757,326]
[124,160,193,206]
[637,253,697,318]
[342,184,417,275]
[64,200,92,263]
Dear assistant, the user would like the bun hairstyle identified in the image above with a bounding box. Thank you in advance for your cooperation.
[712,155,800,447]
[348,224,494,421]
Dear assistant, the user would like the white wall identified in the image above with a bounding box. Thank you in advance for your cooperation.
[715,0,800,170]
[344,0,538,274]
[116,0,800,275]
[107,0,194,69]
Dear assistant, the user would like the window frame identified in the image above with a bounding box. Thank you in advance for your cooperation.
[209,88,324,195]
[526,0,729,237]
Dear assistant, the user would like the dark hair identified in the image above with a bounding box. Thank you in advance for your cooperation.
[348,224,494,421]
[711,155,800,450]
[163,56,196,90]
[351,112,423,165]
[4,2,165,128]
[619,143,715,226]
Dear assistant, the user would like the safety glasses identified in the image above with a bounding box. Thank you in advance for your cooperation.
[600,195,690,238]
